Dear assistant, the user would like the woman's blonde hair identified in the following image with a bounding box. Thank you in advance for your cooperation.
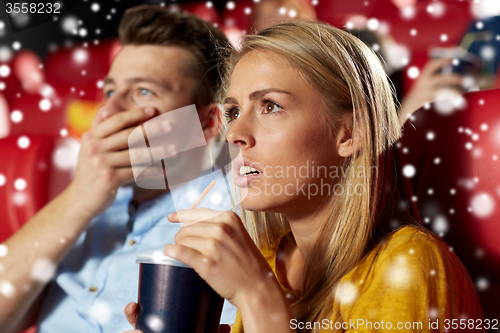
[219,21,423,331]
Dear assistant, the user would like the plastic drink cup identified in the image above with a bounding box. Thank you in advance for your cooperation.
[135,255,224,333]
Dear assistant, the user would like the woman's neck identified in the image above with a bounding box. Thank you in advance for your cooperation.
[285,198,332,262]
[276,198,333,291]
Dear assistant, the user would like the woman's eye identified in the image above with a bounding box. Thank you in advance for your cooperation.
[225,108,240,122]
[262,101,282,114]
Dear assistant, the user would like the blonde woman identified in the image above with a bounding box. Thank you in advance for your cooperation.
[124,21,483,333]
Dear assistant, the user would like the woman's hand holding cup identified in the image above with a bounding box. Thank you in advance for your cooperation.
[165,208,280,307]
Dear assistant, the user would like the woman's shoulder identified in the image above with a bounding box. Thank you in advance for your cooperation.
[372,225,446,261]
[342,225,460,285]
[336,225,483,323]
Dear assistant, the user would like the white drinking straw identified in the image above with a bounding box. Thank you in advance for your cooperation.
[189,180,216,209]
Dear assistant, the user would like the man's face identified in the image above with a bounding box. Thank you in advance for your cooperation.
[102,44,197,116]
[100,45,203,190]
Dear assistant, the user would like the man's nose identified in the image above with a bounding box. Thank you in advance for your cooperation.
[101,91,129,118]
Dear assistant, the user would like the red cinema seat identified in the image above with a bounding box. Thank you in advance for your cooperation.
[0,39,114,239]
[398,89,500,321]
[0,51,66,139]
[221,0,254,33]
[0,135,78,242]
[44,38,119,138]
[0,136,76,330]
[179,1,221,26]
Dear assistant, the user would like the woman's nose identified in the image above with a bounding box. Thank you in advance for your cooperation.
[226,115,255,149]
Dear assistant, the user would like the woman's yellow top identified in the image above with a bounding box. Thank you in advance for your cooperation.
[232,226,484,332]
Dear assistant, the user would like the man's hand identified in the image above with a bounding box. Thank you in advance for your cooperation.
[67,106,158,219]
[123,302,231,333]
[0,107,162,332]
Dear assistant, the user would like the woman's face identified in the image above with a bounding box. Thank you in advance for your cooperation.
[225,51,342,217]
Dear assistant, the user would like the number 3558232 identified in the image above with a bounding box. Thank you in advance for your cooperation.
[5,3,61,14]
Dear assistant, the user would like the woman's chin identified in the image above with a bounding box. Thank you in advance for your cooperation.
[240,199,262,212]
[240,195,284,214]
[240,196,270,212]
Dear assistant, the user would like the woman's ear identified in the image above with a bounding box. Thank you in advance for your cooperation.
[201,104,222,141]
[336,112,363,158]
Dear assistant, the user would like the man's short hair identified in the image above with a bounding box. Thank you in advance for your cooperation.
[118,5,229,108]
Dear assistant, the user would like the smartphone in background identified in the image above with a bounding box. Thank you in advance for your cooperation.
[429,47,482,92]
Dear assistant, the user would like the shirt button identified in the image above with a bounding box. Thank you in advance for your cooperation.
[89,286,98,292]
[129,240,136,246]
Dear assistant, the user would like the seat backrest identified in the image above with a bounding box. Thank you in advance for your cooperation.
[398,88,500,319]
[0,136,77,242]
[44,38,119,138]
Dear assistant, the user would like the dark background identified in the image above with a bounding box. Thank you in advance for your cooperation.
[0,0,228,58]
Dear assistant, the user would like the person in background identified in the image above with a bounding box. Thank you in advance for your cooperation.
[253,0,317,32]
[0,5,237,333]
[353,29,468,126]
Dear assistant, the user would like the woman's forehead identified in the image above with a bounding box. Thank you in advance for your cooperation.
[228,51,308,94]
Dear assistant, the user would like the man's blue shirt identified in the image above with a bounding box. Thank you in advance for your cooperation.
[37,172,237,332]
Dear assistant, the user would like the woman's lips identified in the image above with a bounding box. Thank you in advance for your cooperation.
[232,157,263,187]
[234,172,262,187]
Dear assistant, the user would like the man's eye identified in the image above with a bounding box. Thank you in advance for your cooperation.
[139,88,152,96]
[105,90,114,98]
